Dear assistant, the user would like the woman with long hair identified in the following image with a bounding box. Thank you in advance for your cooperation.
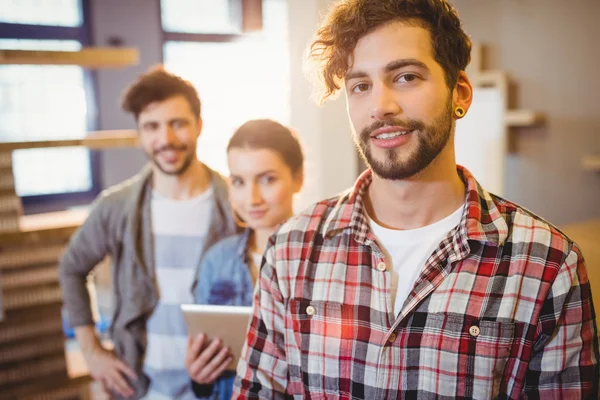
[185,119,304,399]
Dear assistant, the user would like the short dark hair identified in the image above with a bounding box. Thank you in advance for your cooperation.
[309,0,472,101]
[227,119,304,176]
[121,65,201,120]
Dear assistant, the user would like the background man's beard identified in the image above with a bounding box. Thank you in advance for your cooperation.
[151,146,195,176]
[355,99,454,180]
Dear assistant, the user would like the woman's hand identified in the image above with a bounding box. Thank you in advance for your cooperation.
[185,333,233,384]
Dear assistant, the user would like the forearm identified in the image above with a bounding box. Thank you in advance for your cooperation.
[235,251,289,398]
[74,325,102,354]
[59,266,95,327]
[524,246,599,397]
[59,202,112,327]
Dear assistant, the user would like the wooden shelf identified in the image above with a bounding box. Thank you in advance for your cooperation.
[0,130,138,151]
[505,110,544,127]
[0,47,139,68]
[0,209,88,245]
[582,156,600,171]
[0,373,92,400]
[19,209,88,232]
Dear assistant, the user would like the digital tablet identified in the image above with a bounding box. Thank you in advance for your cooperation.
[181,304,253,369]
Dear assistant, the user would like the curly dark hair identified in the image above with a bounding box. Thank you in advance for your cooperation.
[309,0,472,101]
[121,65,201,120]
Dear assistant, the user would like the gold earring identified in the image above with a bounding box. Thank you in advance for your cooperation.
[454,106,465,118]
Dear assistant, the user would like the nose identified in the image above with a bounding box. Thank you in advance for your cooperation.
[249,183,263,206]
[370,83,401,121]
[157,124,177,145]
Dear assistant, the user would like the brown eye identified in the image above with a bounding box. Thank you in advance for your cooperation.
[260,175,277,185]
[352,83,370,93]
[172,119,188,129]
[397,74,418,83]
[230,178,243,187]
[143,122,159,131]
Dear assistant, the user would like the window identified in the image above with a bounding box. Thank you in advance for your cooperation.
[0,0,98,210]
[161,0,239,34]
[0,0,82,26]
[161,0,290,175]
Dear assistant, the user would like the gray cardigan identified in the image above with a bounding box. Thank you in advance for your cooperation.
[58,164,238,399]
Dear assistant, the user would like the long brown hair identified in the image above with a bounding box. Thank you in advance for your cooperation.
[227,119,304,176]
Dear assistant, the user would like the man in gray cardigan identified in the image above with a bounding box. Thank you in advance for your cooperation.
[59,67,237,399]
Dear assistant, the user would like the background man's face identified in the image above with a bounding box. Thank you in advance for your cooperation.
[137,95,201,176]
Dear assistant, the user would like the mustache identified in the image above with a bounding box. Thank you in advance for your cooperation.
[153,144,187,155]
[360,118,426,140]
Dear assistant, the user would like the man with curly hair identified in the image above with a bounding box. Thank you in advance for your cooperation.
[233,0,599,398]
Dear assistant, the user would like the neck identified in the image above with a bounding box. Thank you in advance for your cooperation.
[152,159,210,200]
[365,145,465,230]
[250,227,277,256]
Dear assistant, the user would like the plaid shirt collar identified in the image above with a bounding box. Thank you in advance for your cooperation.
[323,165,509,257]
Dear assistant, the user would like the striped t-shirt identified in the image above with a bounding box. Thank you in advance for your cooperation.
[142,188,213,400]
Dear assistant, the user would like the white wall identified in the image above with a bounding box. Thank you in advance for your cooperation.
[452,0,600,224]
[287,0,358,211]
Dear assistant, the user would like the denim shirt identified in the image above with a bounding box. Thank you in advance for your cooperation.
[192,229,255,399]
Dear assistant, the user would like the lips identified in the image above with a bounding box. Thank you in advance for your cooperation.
[370,126,415,149]
[157,149,183,163]
[247,209,267,219]
[371,125,413,138]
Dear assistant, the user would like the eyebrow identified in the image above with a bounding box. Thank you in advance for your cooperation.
[345,58,429,81]
[140,116,190,127]
[230,169,278,179]
[141,120,158,128]
[168,117,190,124]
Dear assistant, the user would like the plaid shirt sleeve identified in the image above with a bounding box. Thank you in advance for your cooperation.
[523,244,599,398]
[234,243,292,399]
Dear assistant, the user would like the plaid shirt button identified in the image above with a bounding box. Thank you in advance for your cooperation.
[469,325,480,337]
[377,262,386,271]
[388,333,397,344]
[306,305,316,316]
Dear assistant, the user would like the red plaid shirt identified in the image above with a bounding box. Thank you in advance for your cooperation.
[234,167,599,399]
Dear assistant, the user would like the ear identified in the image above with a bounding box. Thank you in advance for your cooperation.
[292,169,304,193]
[453,71,473,119]
[196,117,203,138]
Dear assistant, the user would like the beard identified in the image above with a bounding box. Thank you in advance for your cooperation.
[150,145,195,176]
[354,96,454,180]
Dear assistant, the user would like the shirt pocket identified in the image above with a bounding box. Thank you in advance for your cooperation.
[287,299,350,397]
[419,313,515,398]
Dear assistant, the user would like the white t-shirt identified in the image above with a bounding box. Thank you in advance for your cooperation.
[143,188,214,400]
[250,251,263,284]
[369,204,464,316]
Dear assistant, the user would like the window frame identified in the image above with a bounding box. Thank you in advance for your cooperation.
[159,0,268,176]
[160,0,262,43]
[0,0,101,214]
